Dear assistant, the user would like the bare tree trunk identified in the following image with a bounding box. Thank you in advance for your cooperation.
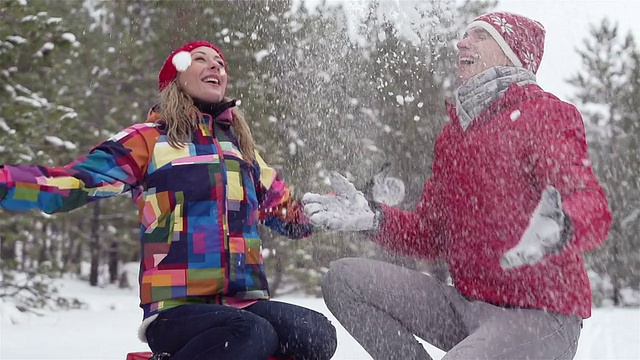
[108,241,119,284]
[60,220,74,272]
[269,247,285,297]
[610,221,621,306]
[606,115,622,307]
[89,201,101,286]
[0,224,18,265]
[71,228,85,276]
[37,223,49,267]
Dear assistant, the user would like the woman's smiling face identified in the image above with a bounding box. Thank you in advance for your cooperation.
[176,46,228,103]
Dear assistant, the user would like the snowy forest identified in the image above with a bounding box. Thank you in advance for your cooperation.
[0,0,638,314]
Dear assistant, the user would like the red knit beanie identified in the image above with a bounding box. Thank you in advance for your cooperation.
[465,12,546,73]
[158,41,226,91]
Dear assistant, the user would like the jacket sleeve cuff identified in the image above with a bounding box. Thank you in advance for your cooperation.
[360,200,385,236]
[560,210,574,247]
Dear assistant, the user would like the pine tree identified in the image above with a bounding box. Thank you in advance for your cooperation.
[568,19,640,306]
[0,0,79,166]
[0,0,93,309]
[0,0,85,272]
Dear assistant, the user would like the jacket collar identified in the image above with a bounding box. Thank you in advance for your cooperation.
[194,98,236,121]
[446,83,549,127]
[144,99,237,127]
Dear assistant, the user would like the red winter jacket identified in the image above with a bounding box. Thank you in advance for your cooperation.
[374,83,611,318]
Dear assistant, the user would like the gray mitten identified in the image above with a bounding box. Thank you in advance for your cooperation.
[362,163,405,206]
[501,186,572,269]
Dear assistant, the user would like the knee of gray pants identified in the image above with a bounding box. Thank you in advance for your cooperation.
[321,257,363,303]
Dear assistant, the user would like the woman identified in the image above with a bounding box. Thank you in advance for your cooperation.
[0,41,336,360]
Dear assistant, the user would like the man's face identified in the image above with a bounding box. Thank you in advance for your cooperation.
[456,27,512,82]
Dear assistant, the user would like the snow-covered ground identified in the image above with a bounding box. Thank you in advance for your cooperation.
[1,276,639,360]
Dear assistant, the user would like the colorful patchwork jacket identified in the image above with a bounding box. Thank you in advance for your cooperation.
[0,104,312,319]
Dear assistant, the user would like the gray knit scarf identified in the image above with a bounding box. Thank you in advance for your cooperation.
[454,66,537,130]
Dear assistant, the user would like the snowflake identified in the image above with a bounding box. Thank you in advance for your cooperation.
[522,51,537,71]
[172,51,192,72]
[489,16,514,35]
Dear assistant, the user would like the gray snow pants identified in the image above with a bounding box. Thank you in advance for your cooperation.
[321,258,582,360]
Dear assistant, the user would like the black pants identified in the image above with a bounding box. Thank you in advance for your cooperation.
[145,300,337,360]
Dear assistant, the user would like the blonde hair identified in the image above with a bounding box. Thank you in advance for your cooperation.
[157,81,256,163]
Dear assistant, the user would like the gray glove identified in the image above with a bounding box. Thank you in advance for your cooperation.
[362,163,406,206]
[501,186,572,269]
[302,172,378,232]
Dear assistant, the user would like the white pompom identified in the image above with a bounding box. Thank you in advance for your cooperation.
[172,51,192,72]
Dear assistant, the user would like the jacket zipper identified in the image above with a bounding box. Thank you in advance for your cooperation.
[209,116,231,295]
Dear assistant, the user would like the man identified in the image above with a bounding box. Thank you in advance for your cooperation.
[303,11,611,360]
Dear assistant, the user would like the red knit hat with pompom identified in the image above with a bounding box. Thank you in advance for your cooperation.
[157,41,226,91]
[465,12,545,73]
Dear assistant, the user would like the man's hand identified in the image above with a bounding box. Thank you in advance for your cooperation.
[501,186,570,269]
[302,172,378,232]
[363,163,405,206]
